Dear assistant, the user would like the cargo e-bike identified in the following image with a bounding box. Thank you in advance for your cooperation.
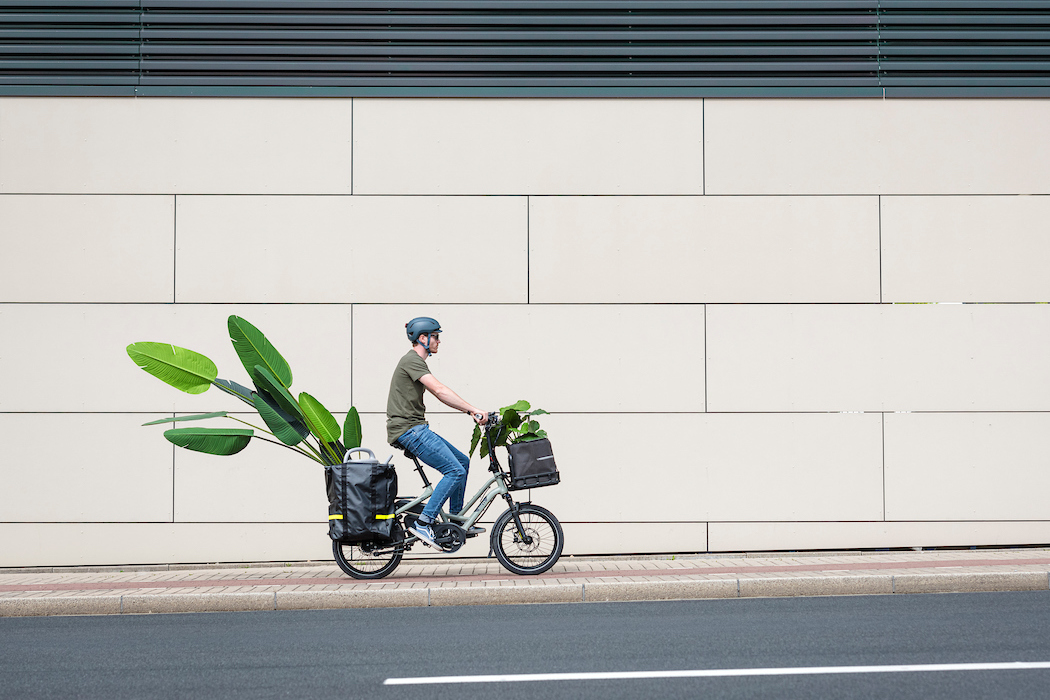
[333,413,563,580]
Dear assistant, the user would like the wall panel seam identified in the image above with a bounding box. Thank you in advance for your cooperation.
[172,194,178,303]
[349,98,354,196]
[878,194,883,304]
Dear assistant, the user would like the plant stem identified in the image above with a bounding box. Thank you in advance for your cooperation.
[252,435,324,464]
[299,439,325,462]
[316,437,341,465]
[227,416,319,462]
[227,415,273,435]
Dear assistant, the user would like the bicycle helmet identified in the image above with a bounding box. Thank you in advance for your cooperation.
[405,317,442,351]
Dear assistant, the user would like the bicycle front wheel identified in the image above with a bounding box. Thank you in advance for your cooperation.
[491,504,564,575]
[333,523,403,580]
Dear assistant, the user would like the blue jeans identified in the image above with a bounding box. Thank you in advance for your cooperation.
[395,424,470,524]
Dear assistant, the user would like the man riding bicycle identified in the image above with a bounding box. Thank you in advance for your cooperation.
[386,316,489,548]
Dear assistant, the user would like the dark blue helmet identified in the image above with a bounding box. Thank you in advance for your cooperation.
[405,317,441,344]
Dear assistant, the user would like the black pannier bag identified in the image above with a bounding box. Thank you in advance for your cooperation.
[325,448,398,543]
[506,438,560,491]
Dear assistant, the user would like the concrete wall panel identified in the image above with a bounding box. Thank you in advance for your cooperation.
[352,99,704,195]
[529,196,880,303]
[351,304,704,414]
[173,413,332,523]
[882,195,1050,303]
[2,96,1049,567]
[562,522,708,555]
[175,195,527,303]
[705,100,1050,195]
[709,521,1050,553]
[885,412,1050,521]
[0,523,332,568]
[707,303,1050,412]
[536,413,883,524]
[0,413,173,522]
[0,98,352,194]
[0,195,174,303]
[0,304,352,413]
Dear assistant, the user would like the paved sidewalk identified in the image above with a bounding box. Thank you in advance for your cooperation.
[2,548,1049,617]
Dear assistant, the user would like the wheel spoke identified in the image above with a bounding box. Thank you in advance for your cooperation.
[333,524,403,579]
[493,506,563,575]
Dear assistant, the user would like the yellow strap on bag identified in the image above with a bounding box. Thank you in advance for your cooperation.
[375,514,395,520]
[329,514,344,520]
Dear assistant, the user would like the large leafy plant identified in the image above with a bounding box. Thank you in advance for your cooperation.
[469,400,548,458]
[127,316,360,466]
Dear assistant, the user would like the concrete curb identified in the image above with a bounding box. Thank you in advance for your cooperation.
[3,570,1048,617]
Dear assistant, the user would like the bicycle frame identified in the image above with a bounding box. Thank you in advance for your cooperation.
[394,468,507,531]
[393,416,533,549]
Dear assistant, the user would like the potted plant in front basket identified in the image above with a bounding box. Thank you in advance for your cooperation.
[126,315,360,466]
[469,399,548,458]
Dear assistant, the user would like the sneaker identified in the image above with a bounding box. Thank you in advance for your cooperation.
[410,523,439,548]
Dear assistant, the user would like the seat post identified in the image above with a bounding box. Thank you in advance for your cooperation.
[403,450,431,488]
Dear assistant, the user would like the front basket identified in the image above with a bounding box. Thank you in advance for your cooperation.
[506,438,560,491]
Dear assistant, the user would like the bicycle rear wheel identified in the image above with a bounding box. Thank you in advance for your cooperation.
[333,523,404,580]
[491,504,564,575]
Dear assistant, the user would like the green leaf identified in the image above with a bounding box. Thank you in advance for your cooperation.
[253,392,306,446]
[501,400,531,413]
[228,316,293,388]
[492,424,510,449]
[500,408,523,429]
[127,342,217,394]
[164,427,252,456]
[469,423,482,457]
[298,392,341,444]
[529,408,549,417]
[251,365,305,422]
[343,407,362,450]
[327,441,345,462]
[213,378,256,406]
[527,420,541,433]
[142,411,227,427]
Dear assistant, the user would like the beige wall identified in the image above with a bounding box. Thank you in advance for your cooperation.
[1,97,1048,567]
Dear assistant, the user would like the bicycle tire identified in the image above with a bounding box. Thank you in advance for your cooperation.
[491,504,564,575]
[332,523,404,580]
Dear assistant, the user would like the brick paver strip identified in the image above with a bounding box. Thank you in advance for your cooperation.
[2,556,1048,594]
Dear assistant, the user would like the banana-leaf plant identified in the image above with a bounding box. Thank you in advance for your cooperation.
[469,399,548,458]
[128,315,361,466]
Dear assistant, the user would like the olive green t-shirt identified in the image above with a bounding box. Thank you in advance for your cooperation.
[386,349,431,445]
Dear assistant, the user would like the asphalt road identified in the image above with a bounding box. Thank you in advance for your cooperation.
[2,591,1049,700]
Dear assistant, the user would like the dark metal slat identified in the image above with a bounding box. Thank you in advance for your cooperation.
[139,13,878,27]
[144,1,878,9]
[139,28,877,40]
[138,74,879,86]
[138,44,878,58]
[139,59,878,72]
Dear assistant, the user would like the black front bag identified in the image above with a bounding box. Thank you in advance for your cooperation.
[506,438,560,491]
[325,448,398,543]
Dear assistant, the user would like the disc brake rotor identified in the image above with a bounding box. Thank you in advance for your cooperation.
[513,526,542,553]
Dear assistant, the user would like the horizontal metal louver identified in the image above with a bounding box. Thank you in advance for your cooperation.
[0,1,1048,96]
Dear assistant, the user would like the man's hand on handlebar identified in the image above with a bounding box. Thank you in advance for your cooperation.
[473,411,500,426]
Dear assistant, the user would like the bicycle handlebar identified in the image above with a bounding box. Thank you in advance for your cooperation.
[474,411,500,425]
